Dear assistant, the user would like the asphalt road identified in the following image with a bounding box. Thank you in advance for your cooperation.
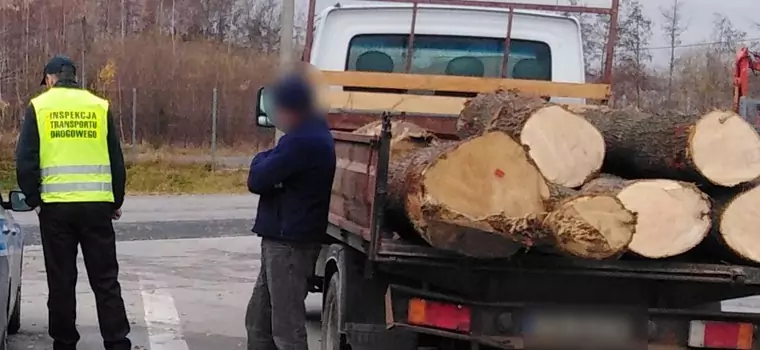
[10,194,760,350]
[8,194,326,350]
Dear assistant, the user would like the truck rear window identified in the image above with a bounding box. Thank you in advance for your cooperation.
[345,34,552,81]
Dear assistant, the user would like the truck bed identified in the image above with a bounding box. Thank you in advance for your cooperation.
[327,115,760,307]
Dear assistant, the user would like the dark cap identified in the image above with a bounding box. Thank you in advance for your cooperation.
[271,73,314,113]
[40,55,76,86]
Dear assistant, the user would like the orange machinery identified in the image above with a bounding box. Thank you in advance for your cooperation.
[734,46,760,120]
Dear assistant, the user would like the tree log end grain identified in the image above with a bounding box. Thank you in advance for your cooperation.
[617,180,711,258]
[718,185,760,263]
[689,110,760,187]
[519,105,605,188]
[543,195,636,259]
[419,131,550,221]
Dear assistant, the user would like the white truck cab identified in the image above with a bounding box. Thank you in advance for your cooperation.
[308,3,587,105]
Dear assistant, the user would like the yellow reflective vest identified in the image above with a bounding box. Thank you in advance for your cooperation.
[31,87,114,203]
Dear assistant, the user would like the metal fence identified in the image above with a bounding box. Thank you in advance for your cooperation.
[0,86,274,169]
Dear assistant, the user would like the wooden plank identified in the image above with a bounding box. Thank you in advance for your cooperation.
[320,70,611,100]
[326,90,467,115]
[323,89,606,116]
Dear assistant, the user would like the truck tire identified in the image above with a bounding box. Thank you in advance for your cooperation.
[7,284,20,335]
[321,273,346,350]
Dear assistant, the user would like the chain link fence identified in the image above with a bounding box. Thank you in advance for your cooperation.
[103,87,273,149]
[0,86,274,170]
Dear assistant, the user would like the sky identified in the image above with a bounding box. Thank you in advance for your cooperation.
[303,0,759,67]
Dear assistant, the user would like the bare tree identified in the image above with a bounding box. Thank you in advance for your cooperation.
[564,0,605,78]
[712,13,747,56]
[660,0,687,105]
[614,0,653,108]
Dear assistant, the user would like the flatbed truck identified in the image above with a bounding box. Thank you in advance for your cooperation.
[255,1,760,349]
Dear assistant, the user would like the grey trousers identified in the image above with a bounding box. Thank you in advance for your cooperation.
[246,238,321,350]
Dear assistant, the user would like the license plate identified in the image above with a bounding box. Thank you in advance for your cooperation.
[523,308,638,350]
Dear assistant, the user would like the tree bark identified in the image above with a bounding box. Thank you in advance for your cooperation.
[573,106,760,187]
[458,90,605,188]
[582,174,711,258]
[703,183,760,264]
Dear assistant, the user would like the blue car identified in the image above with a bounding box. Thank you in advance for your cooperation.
[0,190,33,349]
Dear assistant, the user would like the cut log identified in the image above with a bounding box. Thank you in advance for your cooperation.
[582,175,711,258]
[574,106,760,187]
[384,128,634,259]
[541,194,636,259]
[709,184,760,264]
[387,130,551,258]
[458,90,605,188]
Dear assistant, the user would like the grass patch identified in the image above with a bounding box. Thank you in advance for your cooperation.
[0,161,17,191]
[0,134,255,195]
[0,159,249,195]
[0,132,258,194]
[126,160,248,194]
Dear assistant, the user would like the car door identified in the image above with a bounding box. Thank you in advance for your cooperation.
[0,206,21,325]
[0,208,11,335]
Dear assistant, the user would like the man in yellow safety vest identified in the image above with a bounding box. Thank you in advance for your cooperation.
[15,56,131,350]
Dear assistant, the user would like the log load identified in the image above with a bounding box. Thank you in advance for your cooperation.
[582,175,711,259]
[573,106,760,187]
[457,90,606,188]
[355,123,635,259]
[706,184,760,264]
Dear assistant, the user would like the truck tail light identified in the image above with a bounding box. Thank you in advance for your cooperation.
[688,320,754,349]
[407,297,471,333]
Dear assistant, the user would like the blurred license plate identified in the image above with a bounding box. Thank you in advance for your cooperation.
[523,308,638,350]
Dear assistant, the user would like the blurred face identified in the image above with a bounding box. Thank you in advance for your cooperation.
[274,107,299,133]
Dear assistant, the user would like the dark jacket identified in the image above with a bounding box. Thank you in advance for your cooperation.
[248,117,336,243]
[15,80,127,209]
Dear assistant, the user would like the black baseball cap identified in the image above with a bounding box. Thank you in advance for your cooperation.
[271,73,314,113]
[40,55,76,86]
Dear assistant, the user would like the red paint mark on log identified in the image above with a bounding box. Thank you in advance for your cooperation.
[494,169,505,178]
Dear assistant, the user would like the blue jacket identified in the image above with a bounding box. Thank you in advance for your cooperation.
[248,117,336,243]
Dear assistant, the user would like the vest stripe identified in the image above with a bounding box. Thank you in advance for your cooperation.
[41,165,112,177]
[41,182,113,193]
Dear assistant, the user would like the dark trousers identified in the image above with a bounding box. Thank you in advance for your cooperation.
[245,238,321,350]
[38,202,131,350]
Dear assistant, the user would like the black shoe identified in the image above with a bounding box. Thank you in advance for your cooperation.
[104,338,132,350]
[53,341,77,350]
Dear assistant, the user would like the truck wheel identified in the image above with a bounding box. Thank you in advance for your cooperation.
[7,284,20,335]
[322,273,347,350]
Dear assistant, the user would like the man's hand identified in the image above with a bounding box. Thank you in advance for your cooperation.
[112,209,122,221]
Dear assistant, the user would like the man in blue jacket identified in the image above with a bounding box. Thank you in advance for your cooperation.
[245,73,336,350]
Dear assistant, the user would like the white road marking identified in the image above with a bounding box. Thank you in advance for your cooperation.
[140,278,190,350]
